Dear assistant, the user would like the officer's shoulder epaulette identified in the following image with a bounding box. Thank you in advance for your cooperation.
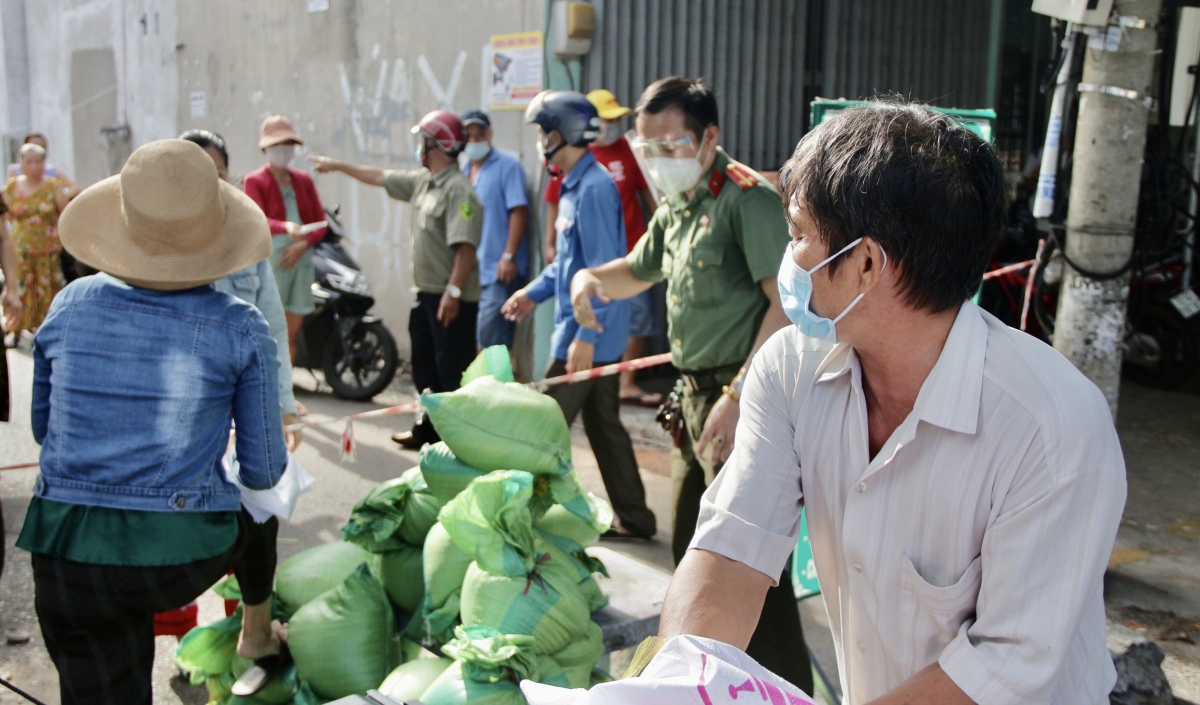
[725,162,760,191]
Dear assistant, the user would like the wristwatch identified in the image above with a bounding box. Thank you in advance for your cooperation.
[501,252,516,262]
[445,283,462,299]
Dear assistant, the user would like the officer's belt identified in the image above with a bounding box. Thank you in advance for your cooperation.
[679,363,743,393]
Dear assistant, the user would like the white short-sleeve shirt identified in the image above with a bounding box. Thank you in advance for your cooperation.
[692,302,1126,704]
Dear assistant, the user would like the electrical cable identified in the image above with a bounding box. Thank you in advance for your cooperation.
[0,675,49,705]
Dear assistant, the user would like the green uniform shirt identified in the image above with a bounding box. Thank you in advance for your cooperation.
[17,497,238,567]
[626,147,789,371]
[383,165,484,302]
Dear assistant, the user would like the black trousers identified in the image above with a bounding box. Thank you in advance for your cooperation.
[32,511,277,705]
[408,292,479,443]
[544,358,656,536]
[672,376,814,694]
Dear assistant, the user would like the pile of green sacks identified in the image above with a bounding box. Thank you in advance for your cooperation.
[174,347,615,704]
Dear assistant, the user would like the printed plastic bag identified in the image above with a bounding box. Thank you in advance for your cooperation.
[419,442,488,504]
[288,564,395,699]
[520,635,817,705]
[420,376,572,476]
[343,467,443,552]
[439,470,540,577]
[273,541,373,616]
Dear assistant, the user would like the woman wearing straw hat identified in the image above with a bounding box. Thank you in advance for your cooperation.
[243,115,329,365]
[16,139,288,704]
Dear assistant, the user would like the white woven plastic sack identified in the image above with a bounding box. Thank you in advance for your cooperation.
[225,453,314,523]
[520,635,815,705]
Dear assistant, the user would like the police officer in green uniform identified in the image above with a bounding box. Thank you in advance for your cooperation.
[570,77,811,690]
[311,110,483,448]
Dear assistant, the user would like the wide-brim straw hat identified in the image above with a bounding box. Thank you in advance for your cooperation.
[259,114,304,149]
[59,139,270,291]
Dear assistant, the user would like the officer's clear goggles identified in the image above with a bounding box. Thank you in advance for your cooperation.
[628,133,699,160]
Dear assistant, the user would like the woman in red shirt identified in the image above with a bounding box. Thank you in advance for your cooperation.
[243,115,327,363]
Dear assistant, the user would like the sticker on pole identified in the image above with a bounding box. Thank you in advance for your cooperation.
[1170,289,1200,319]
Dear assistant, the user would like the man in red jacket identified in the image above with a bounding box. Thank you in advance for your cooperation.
[243,115,328,363]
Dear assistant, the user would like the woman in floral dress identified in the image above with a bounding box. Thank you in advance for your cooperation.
[2,143,73,334]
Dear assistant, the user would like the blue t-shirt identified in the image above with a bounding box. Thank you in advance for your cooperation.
[524,152,630,363]
[463,149,530,285]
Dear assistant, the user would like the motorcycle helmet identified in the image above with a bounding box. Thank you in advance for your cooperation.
[525,91,601,147]
[411,110,465,155]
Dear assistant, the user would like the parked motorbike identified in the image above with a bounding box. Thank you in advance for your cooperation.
[295,206,399,400]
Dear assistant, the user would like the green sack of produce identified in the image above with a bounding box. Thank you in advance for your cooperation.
[421,626,571,705]
[459,554,592,656]
[534,502,609,555]
[175,611,242,684]
[590,668,614,687]
[408,521,473,645]
[543,471,613,533]
[376,544,425,613]
[420,376,572,477]
[206,671,236,704]
[541,541,608,614]
[419,442,488,504]
[553,621,605,689]
[440,470,540,577]
[461,345,515,386]
[379,657,455,701]
[288,564,395,700]
[230,656,302,704]
[418,659,525,705]
[212,574,242,602]
[343,467,444,552]
[274,541,373,616]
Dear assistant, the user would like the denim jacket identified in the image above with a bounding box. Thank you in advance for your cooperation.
[32,274,287,512]
[213,260,297,416]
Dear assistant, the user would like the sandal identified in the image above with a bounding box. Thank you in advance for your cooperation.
[619,392,664,408]
[231,646,292,697]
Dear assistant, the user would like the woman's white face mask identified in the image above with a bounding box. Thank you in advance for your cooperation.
[265,143,297,168]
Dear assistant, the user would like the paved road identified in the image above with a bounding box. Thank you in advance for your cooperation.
[3,346,1199,703]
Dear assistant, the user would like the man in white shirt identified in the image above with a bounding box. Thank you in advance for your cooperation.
[657,103,1127,704]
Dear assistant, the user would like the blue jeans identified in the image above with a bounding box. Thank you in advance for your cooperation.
[477,277,527,349]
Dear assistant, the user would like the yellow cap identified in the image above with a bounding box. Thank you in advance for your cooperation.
[586,89,632,120]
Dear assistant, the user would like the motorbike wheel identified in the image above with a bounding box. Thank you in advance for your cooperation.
[1121,301,1200,390]
[323,321,399,401]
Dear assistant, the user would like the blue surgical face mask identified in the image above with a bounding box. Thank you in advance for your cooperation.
[777,238,886,343]
[464,141,491,162]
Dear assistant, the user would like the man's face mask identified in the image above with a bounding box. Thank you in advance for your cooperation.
[776,238,888,343]
[632,132,708,195]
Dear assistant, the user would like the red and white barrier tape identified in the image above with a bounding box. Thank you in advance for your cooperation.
[1,353,675,469]
[981,259,1035,281]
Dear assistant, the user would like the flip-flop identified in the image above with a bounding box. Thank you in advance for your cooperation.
[231,645,292,697]
[620,392,664,408]
[601,527,654,541]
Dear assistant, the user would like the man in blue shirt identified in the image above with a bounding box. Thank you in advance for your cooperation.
[502,91,656,539]
[461,109,530,350]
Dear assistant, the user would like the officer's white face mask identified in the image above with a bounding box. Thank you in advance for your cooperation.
[642,134,707,195]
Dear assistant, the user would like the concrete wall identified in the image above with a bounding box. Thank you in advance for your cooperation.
[10,0,546,358]
[175,0,546,357]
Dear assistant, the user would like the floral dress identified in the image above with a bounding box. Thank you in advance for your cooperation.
[3,176,64,333]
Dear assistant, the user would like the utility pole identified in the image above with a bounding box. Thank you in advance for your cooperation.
[1052,0,1162,417]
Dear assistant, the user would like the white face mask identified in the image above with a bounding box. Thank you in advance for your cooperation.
[594,121,622,147]
[265,143,296,168]
[644,135,707,195]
